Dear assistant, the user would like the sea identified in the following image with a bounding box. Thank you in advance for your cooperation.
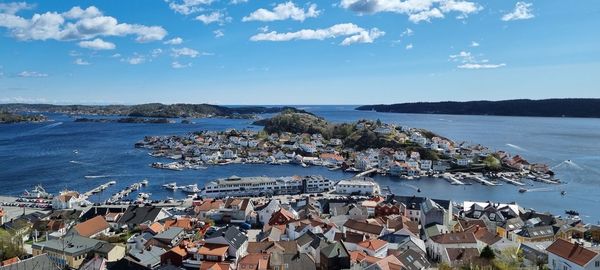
[1,106,599,223]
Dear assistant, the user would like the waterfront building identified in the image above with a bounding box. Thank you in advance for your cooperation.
[201,176,303,198]
[335,177,381,196]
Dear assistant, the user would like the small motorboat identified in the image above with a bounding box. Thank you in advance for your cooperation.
[518,188,528,193]
[561,190,566,196]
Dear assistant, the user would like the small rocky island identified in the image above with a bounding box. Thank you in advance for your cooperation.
[74,117,175,124]
[136,110,558,186]
[0,112,47,124]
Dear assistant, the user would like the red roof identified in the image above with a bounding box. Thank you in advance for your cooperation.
[546,239,599,266]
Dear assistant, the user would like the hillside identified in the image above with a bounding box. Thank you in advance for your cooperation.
[0,103,294,118]
[0,112,47,124]
[356,99,600,118]
[254,111,443,157]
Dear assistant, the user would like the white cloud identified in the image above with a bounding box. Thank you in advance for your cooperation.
[18,71,48,77]
[195,11,229,24]
[0,2,35,15]
[339,0,481,23]
[0,6,167,42]
[124,55,145,65]
[502,2,534,21]
[470,41,479,47]
[213,29,224,38]
[74,58,90,65]
[151,48,163,57]
[250,23,385,46]
[458,63,506,69]
[400,28,413,37]
[171,47,200,58]
[164,37,183,45]
[166,0,215,15]
[172,61,192,69]
[243,2,320,22]
[111,53,121,58]
[258,25,269,32]
[450,50,505,69]
[230,0,248,4]
[405,43,413,49]
[78,38,116,50]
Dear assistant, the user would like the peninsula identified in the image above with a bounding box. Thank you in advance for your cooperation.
[0,112,47,124]
[0,103,298,119]
[356,98,600,118]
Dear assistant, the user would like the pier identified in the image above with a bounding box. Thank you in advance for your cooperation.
[107,180,146,203]
[470,176,498,186]
[499,176,525,186]
[443,174,465,185]
[356,168,378,178]
[82,180,117,198]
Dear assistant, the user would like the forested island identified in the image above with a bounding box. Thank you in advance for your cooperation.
[0,103,296,119]
[0,112,47,124]
[356,98,600,118]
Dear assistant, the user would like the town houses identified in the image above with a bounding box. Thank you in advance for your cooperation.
[136,120,556,186]
[2,182,598,270]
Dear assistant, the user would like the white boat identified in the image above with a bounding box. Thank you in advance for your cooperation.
[108,181,117,185]
[141,179,149,186]
[163,182,178,190]
[138,192,151,199]
[181,184,201,193]
[23,185,52,199]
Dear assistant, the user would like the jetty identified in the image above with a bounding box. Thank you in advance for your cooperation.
[83,180,117,198]
[470,176,498,186]
[356,168,378,178]
[443,174,465,185]
[499,176,525,186]
[107,180,146,203]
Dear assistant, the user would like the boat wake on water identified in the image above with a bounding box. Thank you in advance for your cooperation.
[69,160,92,165]
[505,143,528,152]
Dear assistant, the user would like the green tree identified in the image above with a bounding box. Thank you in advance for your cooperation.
[480,245,496,260]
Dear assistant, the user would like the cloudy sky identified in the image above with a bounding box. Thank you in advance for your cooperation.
[0,0,599,105]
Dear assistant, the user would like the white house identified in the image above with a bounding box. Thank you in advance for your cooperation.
[223,149,237,159]
[52,191,82,209]
[546,239,600,270]
[457,158,472,167]
[420,160,433,171]
[255,200,281,224]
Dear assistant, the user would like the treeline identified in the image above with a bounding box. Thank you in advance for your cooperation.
[0,112,47,124]
[356,98,600,118]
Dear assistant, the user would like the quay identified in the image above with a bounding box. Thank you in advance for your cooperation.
[107,180,147,203]
[442,173,465,185]
[82,180,117,198]
[355,168,378,178]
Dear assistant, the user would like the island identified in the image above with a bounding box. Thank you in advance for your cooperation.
[356,98,600,118]
[0,112,47,124]
[0,103,298,119]
[136,110,558,186]
[74,117,175,124]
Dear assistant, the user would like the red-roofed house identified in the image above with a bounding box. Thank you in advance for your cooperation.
[356,239,389,258]
[546,238,600,270]
[268,208,296,226]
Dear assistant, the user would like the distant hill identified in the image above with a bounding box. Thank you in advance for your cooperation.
[356,99,600,118]
[0,103,295,118]
[0,112,47,124]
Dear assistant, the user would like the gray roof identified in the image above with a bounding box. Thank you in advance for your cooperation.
[396,249,431,270]
[0,254,60,270]
[32,234,103,256]
[321,241,349,259]
[270,253,316,270]
[154,227,184,241]
[128,245,166,268]
[205,226,248,250]
[118,206,165,227]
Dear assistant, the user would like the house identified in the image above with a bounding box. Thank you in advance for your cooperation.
[198,243,229,262]
[52,191,81,209]
[515,225,555,243]
[32,234,106,269]
[320,241,350,270]
[546,238,600,270]
[444,248,480,266]
[270,252,316,270]
[163,217,194,232]
[92,242,126,262]
[118,206,172,229]
[0,254,60,270]
[237,253,269,270]
[420,198,451,228]
[343,219,386,238]
[73,216,110,238]
[426,231,479,263]
[395,248,431,270]
[296,231,328,263]
[194,199,224,220]
[254,199,281,224]
[268,208,296,226]
[204,226,248,259]
[356,239,389,258]
[148,227,185,249]
[127,240,166,269]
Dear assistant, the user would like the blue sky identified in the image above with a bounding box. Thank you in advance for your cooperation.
[0,0,599,105]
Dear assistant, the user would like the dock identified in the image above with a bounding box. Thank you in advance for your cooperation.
[82,180,117,198]
[107,180,146,203]
[443,174,465,185]
[470,176,498,186]
[499,176,526,186]
[356,168,378,178]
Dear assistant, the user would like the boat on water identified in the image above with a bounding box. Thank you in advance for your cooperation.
[23,185,52,199]
[138,192,151,199]
[181,184,201,193]
[108,181,116,185]
[163,182,178,190]
[518,188,528,193]
[141,179,149,186]
[561,190,567,196]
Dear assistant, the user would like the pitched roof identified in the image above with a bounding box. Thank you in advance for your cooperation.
[167,245,188,257]
[395,249,431,270]
[237,253,270,270]
[247,241,298,255]
[429,231,477,244]
[344,219,384,235]
[205,226,248,250]
[200,261,232,270]
[445,248,480,262]
[546,239,599,267]
[195,200,224,212]
[0,254,59,270]
[358,239,388,251]
[164,218,193,231]
[119,206,165,227]
[465,225,502,245]
[199,243,229,257]
[74,216,110,237]
[364,255,403,270]
[321,241,349,259]
[1,257,20,267]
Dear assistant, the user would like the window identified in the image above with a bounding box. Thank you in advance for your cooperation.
[596,261,600,267]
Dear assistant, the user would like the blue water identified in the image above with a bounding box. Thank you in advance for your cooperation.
[1,106,599,223]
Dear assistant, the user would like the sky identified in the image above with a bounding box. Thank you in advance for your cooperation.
[0,0,599,105]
